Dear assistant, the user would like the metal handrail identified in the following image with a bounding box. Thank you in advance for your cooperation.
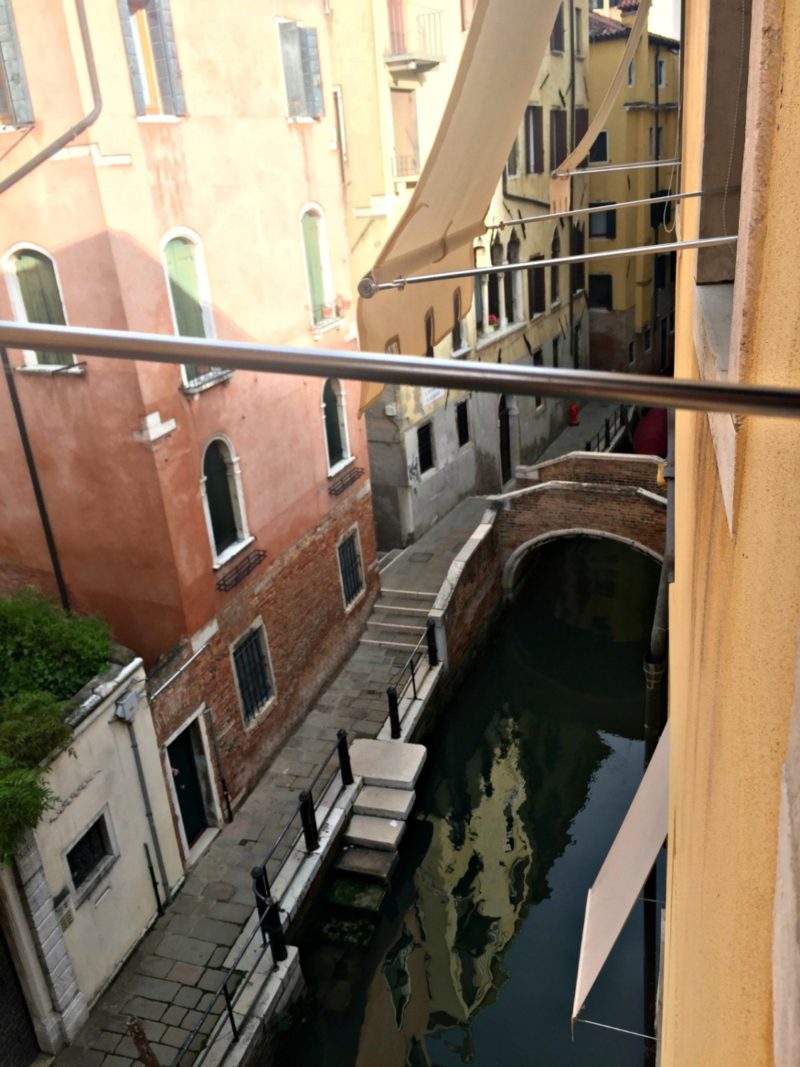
[386,621,439,738]
[170,730,353,1066]
[584,403,629,453]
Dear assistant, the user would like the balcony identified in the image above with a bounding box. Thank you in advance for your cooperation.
[385,4,444,73]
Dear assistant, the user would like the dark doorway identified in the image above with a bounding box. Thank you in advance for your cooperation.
[168,725,209,847]
[0,926,39,1067]
[499,395,512,486]
[660,316,669,371]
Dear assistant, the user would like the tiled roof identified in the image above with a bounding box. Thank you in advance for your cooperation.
[589,11,629,40]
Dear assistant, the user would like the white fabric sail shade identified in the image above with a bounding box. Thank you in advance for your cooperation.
[357,0,563,382]
[572,721,669,1023]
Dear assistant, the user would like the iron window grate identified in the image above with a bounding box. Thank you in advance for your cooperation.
[338,533,364,606]
[67,817,110,889]
[234,629,272,722]
[216,549,267,592]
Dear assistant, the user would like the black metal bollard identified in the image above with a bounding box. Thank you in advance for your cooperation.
[251,865,270,946]
[585,439,591,452]
[337,729,353,786]
[426,620,439,667]
[299,790,319,852]
[409,656,418,698]
[387,685,401,739]
[265,900,288,964]
[604,417,611,448]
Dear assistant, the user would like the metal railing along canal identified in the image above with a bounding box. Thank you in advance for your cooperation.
[386,620,439,739]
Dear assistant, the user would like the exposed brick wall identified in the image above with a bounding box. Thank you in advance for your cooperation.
[149,483,378,807]
[496,481,666,562]
[437,519,504,672]
[517,452,666,495]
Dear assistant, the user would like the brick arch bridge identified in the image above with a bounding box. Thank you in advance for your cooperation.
[490,452,667,594]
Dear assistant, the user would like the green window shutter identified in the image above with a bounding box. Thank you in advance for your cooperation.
[323,379,344,467]
[15,251,66,365]
[164,237,212,383]
[279,22,305,118]
[301,212,326,324]
[117,0,146,115]
[299,27,323,118]
[148,0,186,116]
[0,0,33,124]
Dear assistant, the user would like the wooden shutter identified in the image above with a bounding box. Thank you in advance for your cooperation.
[280,22,306,117]
[532,105,544,173]
[15,252,66,365]
[550,109,567,170]
[117,1,147,115]
[528,255,545,316]
[550,4,565,51]
[165,239,205,337]
[575,106,589,167]
[299,27,323,118]
[302,212,326,323]
[0,0,33,124]
[147,0,187,116]
[606,209,616,240]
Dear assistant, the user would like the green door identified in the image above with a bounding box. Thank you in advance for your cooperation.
[164,237,213,382]
[15,251,67,365]
[301,212,326,324]
[168,726,208,847]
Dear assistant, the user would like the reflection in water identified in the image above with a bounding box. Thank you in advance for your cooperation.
[270,538,660,1067]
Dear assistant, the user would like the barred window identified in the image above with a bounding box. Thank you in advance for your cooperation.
[233,627,273,722]
[338,532,364,607]
[67,816,113,890]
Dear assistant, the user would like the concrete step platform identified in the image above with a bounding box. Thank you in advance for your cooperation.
[335,846,398,883]
[373,603,431,616]
[359,637,420,651]
[379,588,437,600]
[367,620,426,634]
[344,813,405,851]
[349,738,427,790]
[326,877,387,914]
[321,915,376,947]
[354,785,415,820]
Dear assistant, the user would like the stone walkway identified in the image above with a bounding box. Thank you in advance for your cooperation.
[53,496,486,1067]
[535,399,631,464]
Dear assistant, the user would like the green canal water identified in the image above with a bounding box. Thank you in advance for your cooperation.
[269,536,662,1067]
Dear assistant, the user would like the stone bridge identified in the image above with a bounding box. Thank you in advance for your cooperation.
[495,452,667,591]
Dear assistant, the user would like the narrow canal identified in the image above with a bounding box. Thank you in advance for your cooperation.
[270,536,662,1067]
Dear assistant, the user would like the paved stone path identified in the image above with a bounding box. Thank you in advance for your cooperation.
[535,399,630,464]
[53,496,486,1067]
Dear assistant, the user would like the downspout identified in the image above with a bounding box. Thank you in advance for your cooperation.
[651,40,661,369]
[123,717,173,908]
[642,407,674,1063]
[0,0,102,196]
[1,348,70,613]
[0,0,101,613]
[568,0,577,369]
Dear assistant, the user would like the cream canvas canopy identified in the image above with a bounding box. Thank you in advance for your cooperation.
[358,0,652,412]
[572,721,669,1025]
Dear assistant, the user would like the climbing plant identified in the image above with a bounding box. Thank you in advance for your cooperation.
[0,591,111,862]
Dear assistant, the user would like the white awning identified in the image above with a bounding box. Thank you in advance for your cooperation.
[572,721,669,1023]
[357,0,562,376]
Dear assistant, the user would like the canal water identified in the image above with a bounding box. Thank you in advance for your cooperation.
[270,536,662,1067]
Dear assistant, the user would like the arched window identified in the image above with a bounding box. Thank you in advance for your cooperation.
[322,379,351,473]
[201,439,249,564]
[5,247,71,366]
[551,228,561,304]
[162,231,220,386]
[301,207,334,327]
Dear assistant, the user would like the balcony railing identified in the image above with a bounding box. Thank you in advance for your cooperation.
[385,4,443,71]
[394,153,420,178]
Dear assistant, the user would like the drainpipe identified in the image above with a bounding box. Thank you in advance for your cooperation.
[642,408,674,1062]
[651,41,661,370]
[0,0,102,196]
[1,347,70,613]
[568,0,577,371]
[116,698,173,908]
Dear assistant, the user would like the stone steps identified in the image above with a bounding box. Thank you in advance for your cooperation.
[359,637,420,651]
[349,739,427,790]
[344,814,405,851]
[334,846,398,883]
[354,785,415,820]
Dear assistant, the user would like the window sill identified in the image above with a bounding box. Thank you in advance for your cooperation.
[311,316,344,337]
[137,114,182,124]
[342,583,366,615]
[288,115,317,125]
[181,369,234,395]
[212,535,256,572]
[328,454,355,478]
[16,362,84,376]
[243,693,277,731]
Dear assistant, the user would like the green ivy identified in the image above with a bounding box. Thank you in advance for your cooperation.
[0,589,110,700]
[0,592,112,862]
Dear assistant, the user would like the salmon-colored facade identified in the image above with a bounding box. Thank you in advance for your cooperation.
[0,0,377,845]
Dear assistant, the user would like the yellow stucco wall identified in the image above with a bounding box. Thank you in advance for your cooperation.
[662,0,800,1062]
